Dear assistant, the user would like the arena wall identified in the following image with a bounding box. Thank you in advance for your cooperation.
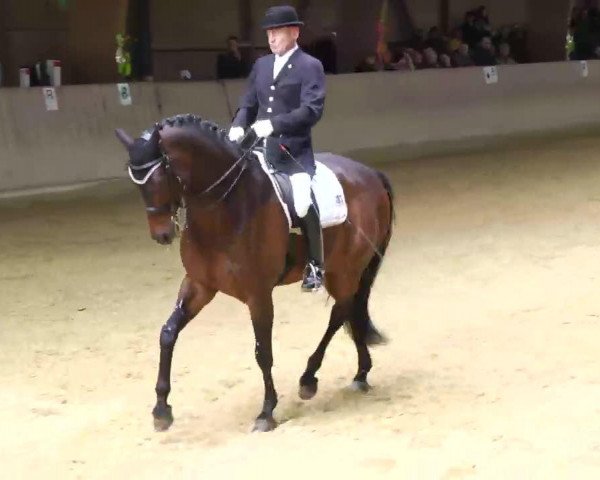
[1,60,599,194]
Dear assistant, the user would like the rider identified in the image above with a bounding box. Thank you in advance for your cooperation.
[228,5,326,292]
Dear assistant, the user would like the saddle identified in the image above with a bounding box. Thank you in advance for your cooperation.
[252,148,347,232]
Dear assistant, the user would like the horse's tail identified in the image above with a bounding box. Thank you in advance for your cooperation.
[345,170,395,346]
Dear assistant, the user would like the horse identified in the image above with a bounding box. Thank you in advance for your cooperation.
[115,114,395,432]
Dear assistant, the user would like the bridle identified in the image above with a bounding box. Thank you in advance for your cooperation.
[128,154,181,217]
[127,135,261,218]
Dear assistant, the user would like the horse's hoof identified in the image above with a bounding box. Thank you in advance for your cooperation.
[152,404,174,432]
[299,382,318,400]
[299,375,318,400]
[349,380,370,393]
[252,416,277,433]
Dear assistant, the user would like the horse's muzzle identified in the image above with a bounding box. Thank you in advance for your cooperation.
[151,224,176,245]
[153,232,174,245]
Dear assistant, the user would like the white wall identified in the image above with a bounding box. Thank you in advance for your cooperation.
[2,61,600,193]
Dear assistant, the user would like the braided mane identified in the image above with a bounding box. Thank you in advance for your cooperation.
[143,113,243,156]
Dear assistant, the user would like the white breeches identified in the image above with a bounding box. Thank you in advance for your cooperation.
[289,172,312,218]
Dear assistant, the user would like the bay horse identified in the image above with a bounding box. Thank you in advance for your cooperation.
[115,114,394,432]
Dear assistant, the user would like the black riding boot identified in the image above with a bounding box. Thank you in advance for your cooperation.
[299,203,324,292]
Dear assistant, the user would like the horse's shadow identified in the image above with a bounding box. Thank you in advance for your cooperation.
[155,370,431,447]
[276,370,428,426]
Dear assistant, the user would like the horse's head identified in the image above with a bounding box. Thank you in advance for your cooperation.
[115,125,181,245]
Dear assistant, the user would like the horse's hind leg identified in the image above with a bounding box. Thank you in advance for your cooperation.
[298,273,358,400]
[153,277,216,431]
[346,255,388,392]
[346,308,374,392]
[298,299,351,400]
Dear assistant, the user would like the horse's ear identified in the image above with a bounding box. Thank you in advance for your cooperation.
[148,124,161,145]
[115,128,134,149]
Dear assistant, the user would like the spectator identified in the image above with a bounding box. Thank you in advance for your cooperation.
[447,28,463,54]
[573,8,596,59]
[452,43,475,67]
[493,25,511,47]
[474,5,490,27]
[406,48,424,70]
[422,47,440,68]
[426,26,446,53]
[439,53,452,68]
[507,24,528,63]
[216,35,247,80]
[389,45,415,72]
[496,42,516,64]
[408,29,426,51]
[472,36,497,66]
[473,17,492,41]
[462,11,480,48]
[310,34,337,74]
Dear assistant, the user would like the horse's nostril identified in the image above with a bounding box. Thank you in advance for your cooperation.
[158,232,173,245]
[152,232,169,245]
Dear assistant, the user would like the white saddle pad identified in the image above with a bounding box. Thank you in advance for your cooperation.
[254,150,348,231]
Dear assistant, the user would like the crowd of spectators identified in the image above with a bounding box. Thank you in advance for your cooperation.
[356,5,527,73]
[215,5,531,80]
[215,33,338,80]
[569,6,600,60]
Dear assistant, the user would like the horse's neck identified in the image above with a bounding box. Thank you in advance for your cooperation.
[183,159,273,245]
[188,145,239,193]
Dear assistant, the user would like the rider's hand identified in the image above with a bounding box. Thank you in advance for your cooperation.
[251,120,274,138]
[228,126,245,142]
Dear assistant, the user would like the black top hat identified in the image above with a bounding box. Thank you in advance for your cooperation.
[261,5,304,30]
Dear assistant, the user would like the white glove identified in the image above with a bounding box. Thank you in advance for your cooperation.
[251,119,274,138]
[228,126,245,142]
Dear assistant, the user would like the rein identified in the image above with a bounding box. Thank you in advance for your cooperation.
[193,135,262,209]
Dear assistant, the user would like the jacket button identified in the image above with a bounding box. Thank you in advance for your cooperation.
[267,107,272,113]
[269,97,273,102]
[270,85,275,90]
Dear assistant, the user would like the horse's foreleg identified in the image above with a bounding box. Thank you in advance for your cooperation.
[248,293,278,432]
[298,300,351,400]
[152,277,216,431]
